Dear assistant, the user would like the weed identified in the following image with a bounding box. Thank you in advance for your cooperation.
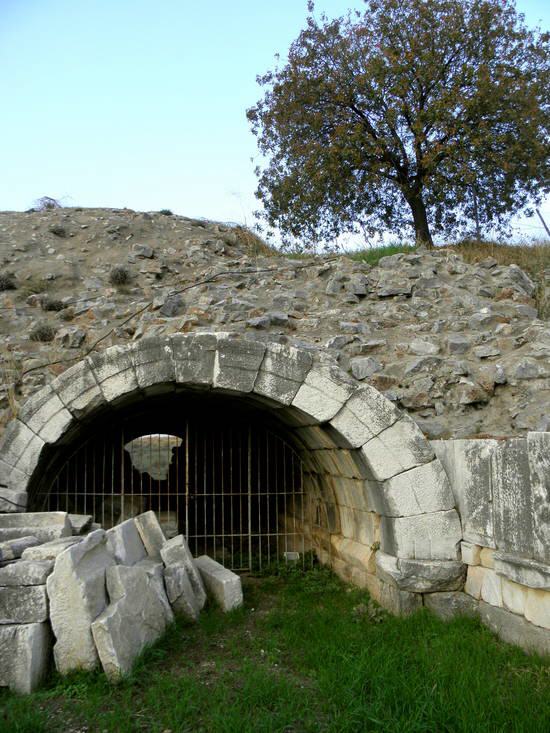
[232,225,276,257]
[159,209,173,216]
[34,196,62,211]
[40,297,65,312]
[48,225,67,238]
[109,266,131,286]
[0,273,17,292]
[29,324,56,343]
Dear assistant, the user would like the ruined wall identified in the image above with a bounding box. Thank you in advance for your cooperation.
[434,435,550,654]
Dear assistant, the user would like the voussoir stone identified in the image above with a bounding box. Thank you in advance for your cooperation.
[46,529,115,674]
[134,511,166,561]
[160,534,206,609]
[375,551,466,593]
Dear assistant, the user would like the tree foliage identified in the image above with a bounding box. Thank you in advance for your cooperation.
[247,0,550,247]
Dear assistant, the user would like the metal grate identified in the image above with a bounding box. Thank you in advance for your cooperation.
[32,417,308,572]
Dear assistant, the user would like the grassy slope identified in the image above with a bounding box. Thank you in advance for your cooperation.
[2,569,549,733]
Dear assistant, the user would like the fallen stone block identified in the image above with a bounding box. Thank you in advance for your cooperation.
[0,584,49,623]
[494,552,550,591]
[134,511,166,561]
[0,622,52,693]
[69,514,93,535]
[0,559,54,586]
[22,536,83,561]
[163,564,200,621]
[0,535,40,562]
[135,558,174,625]
[46,529,115,674]
[0,511,71,531]
[160,534,206,609]
[106,518,147,565]
[91,564,172,680]
[194,556,243,612]
[0,526,70,543]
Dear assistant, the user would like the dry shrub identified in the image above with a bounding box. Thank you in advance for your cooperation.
[232,225,276,257]
[41,297,65,312]
[0,273,16,292]
[109,266,131,286]
[29,323,57,343]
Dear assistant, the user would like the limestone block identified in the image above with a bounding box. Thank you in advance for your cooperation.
[525,588,550,630]
[50,359,105,419]
[253,343,312,405]
[292,365,355,423]
[0,419,45,478]
[432,439,496,547]
[480,568,503,607]
[0,526,69,543]
[170,333,217,385]
[0,487,28,513]
[69,514,93,535]
[340,386,401,439]
[0,585,48,623]
[329,405,375,449]
[46,529,115,674]
[17,384,73,444]
[106,518,147,565]
[213,337,266,393]
[478,601,550,656]
[163,564,201,621]
[91,564,171,680]
[0,622,52,693]
[88,345,139,402]
[378,460,455,517]
[135,558,174,625]
[0,536,40,562]
[22,536,83,561]
[361,417,434,481]
[380,510,462,560]
[0,511,71,531]
[480,547,495,568]
[502,578,528,616]
[527,432,550,563]
[460,541,481,566]
[464,566,487,600]
[494,552,550,590]
[364,574,423,616]
[134,511,166,561]
[0,560,54,586]
[492,438,534,557]
[160,534,206,609]
[130,335,175,389]
[375,551,466,593]
[194,555,243,612]
[330,536,376,573]
[424,592,479,622]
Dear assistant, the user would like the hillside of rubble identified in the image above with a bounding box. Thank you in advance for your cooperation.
[0,206,549,439]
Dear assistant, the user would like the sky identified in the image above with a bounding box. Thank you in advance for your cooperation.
[0,0,548,245]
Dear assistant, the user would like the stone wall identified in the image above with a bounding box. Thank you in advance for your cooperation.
[433,434,550,654]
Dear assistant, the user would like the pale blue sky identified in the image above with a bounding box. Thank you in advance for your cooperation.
[0,0,548,243]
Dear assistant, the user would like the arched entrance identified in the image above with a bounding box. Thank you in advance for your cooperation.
[0,333,464,610]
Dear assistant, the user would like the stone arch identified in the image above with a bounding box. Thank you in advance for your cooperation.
[0,333,464,610]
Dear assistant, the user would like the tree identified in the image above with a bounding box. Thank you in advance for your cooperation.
[247,0,549,248]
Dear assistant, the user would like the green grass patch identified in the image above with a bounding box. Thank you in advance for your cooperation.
[347,243,417,266]
[1,569,549,732]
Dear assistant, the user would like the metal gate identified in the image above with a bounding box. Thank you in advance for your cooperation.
[32,417,307,571]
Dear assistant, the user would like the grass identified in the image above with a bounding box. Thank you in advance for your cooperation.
[2,568,549,733]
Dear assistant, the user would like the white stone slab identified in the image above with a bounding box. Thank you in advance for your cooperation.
[91,564,171,680]
[0,585,49,623]
[0,535,40,562]
[22,536,83,561]
[194,555,243,612]
[163,564,201,621]
[0,559,54,586]
[46,529,115,674]
[0,622,51,693]
[134,511,166,561]
[160,534,206,609]
[106,518,147,565]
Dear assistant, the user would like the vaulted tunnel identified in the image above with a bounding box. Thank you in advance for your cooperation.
[0,334,463,607]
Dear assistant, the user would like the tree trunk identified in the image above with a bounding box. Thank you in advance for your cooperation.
[407,193,433,248]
